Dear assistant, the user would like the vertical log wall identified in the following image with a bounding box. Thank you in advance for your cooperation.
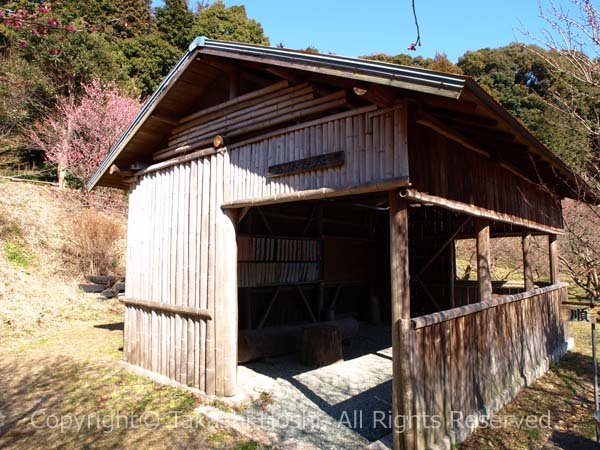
[124,151,237,397]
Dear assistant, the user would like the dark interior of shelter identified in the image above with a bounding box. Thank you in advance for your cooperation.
[235,193,546,363]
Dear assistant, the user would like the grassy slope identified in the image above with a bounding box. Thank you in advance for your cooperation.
[0,181,258,450]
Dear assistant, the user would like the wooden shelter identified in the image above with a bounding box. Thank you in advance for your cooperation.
[89,38,585,450]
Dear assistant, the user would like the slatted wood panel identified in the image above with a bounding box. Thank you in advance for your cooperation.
[225,106,408,205]
[408,285,567,448]
[124,154,237,397]
[409,123,564,230]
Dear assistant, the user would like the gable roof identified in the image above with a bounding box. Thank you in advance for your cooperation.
[88,37,590,202]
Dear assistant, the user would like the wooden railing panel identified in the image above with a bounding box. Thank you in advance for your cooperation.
[408,284,568,448]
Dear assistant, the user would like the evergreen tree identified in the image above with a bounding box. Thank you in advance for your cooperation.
[120,33,181,98]
[191,1,269,45]
[155,0,195,51]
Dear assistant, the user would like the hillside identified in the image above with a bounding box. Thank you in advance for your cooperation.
[0,179,127,339]
[0,180,258,449]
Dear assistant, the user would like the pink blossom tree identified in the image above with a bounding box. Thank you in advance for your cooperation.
[30,79,140,187]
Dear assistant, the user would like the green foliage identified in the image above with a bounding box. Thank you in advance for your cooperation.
[361,51,461,73]
[192,0,269,45]
[155,0,195,51]
[120,33,181,98]
[457,44,591,171]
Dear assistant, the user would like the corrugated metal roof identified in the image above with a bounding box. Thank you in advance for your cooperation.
[87,37,469,190]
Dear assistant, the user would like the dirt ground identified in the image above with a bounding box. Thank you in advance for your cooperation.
[0,301,261,450]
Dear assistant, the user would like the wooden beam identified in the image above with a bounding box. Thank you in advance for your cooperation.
[400,189,564,235]
[389,191,414,450]
[475,218,493,303]
[295,285,317,323]
[522,231,535,291]
[416,112,490,158]
[222,177,410,209]
[549,234,559,284]
[414,216,471,280]
[257,286,282,329]
[411,283,569,329]
[120,298,212,320]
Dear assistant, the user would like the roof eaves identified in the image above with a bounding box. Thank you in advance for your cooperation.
[86,38,207,190]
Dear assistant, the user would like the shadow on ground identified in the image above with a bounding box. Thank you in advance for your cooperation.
[239,323,393,450]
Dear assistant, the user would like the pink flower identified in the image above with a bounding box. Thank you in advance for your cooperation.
[17,40,27,48]
[407,43,417,51]
[47,17,59,27]
[65,24,75,32]
[38,5,51,14]
[49,47,61,56]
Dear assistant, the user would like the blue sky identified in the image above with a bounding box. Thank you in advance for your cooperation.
[152,0,556,62]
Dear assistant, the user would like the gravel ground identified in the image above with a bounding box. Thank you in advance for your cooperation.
[238,323,393,450]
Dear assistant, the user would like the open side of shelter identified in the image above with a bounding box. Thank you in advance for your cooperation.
[90,38,582,450]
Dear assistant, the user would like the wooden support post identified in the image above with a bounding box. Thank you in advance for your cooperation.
[522,231,534,291]
[475,218,492,302]
[549,234,559,284]
[389,191,414,450]
[222,209,238,397]
[449,240,456,308]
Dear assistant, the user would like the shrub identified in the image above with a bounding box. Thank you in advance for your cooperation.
[67,210,125,276]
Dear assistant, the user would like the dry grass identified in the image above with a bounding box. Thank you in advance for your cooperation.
[0,180,126,338]
[66,210,125,276]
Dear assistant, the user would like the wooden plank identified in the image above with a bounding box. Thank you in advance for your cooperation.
[389,191,415,450]
[411,283,569,329]
[268,151,345,178]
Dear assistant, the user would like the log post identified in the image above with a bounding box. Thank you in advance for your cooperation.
[389,191,414,450]
[522,231,534,291]
[475,218,492,302]
[549,234,559,284]
[222,209,238,396]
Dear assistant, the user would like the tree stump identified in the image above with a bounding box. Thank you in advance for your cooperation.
[301,325,343,367]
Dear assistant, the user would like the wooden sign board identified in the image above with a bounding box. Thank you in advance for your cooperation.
[268,151,345,178]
